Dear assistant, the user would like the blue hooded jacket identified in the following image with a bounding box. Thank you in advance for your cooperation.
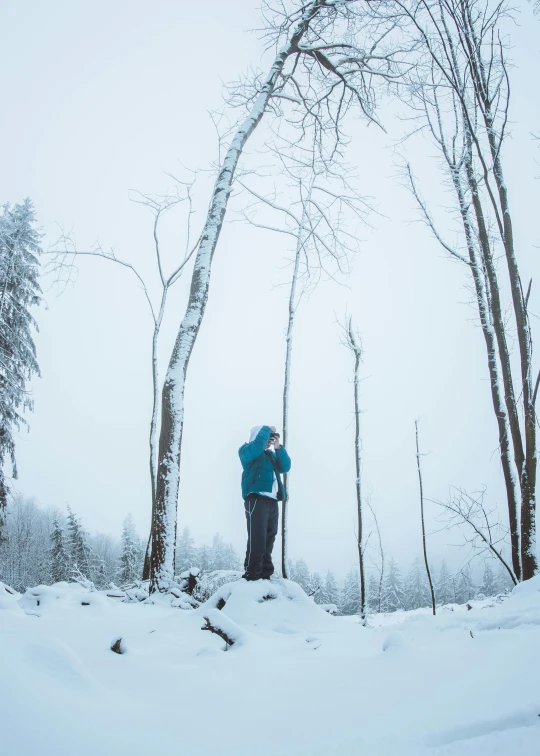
[238,425,291,500]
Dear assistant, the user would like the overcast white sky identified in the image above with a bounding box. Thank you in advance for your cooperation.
[1,0,539,579]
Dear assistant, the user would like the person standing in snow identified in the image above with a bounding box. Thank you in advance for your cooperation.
[238,425,291,581]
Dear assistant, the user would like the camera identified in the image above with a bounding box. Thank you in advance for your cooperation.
[269,431,280,440]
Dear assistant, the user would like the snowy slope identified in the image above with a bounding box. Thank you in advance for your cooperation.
[1,577,539,756]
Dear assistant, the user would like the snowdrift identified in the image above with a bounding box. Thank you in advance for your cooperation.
[1,576,539,755]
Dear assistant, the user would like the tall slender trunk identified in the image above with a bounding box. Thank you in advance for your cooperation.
[344,319,365,616]
[415,420,436,615]
[281,185,311,579]
[352,338,365,616]
[150,2,324,592]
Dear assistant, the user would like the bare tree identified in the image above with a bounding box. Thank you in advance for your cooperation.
[239,144,363,577]
[433,486,518,586]
[341,316,366,616]
[414,420,436,614]
[149,0,404,592]
[48,181,197,579]
[386,0,537,579]
[365,498,385,613]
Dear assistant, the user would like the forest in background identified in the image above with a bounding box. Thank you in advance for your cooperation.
[0,495,514,614]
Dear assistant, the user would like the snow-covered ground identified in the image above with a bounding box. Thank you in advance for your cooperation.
[1,576,539,756]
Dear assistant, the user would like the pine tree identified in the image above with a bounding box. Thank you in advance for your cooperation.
[322,570,340,607]
[0,200,42,517]
[194,544,211,572]
[209,533,226,571]
[220,541,241,571]
[292,559,311,594]
[367,572,381,613]
[455,566,476,604]
[309,571,322,600]
[118,514,140,584]
[382,558,405,612]
[341,569,361,615]
[494,564,514,595]
[65,507,91,576]
[479,562,496,598]
[435,560,453,605]
[49,518,70,583]
[175,526,195,573]
[404,557,431,610]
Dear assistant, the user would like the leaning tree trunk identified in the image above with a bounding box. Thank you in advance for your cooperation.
[150,1,325,592]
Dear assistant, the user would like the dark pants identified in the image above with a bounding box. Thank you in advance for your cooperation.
[243,494,279,580]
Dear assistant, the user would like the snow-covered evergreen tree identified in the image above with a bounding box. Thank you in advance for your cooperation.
[90,532,122,586]
[49,518,70,583]
[382,558,405,612]
[404,557,431,610]
[321,570,340,607]
[0,495,51,590]
[367,572,381,612]
[118,514,140,584]
[435,560,453,605]
[207,534,241,571]
[193,543,211,572]
[341,569,361,615]
[494,564,514,595]
[292,559,311,594]
[65,507,91,576]
[309,571,323,600]
[176,527,195,573]
[479,562,496,598]
[0,200,42,518]
[455,566,475,604]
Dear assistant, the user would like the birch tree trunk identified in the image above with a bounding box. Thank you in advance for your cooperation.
[150,1,325,592]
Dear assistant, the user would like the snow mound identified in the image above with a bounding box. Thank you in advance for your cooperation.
[511,573,540,598]
[199,577,338,645]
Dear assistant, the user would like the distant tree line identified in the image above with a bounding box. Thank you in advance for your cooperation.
[289,555,514,616]
[0,496,240,593]
[0,496,515,612]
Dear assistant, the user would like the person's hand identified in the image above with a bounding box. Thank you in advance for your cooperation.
[270,428,281,449]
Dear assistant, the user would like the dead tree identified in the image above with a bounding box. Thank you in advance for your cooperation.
[149,0,404,592]
[48,182,197,579]
[387,0,537,579]
[414,420,436,615]
[433,486,518,586]
[341,316,366,617]
[365,498,385,614]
